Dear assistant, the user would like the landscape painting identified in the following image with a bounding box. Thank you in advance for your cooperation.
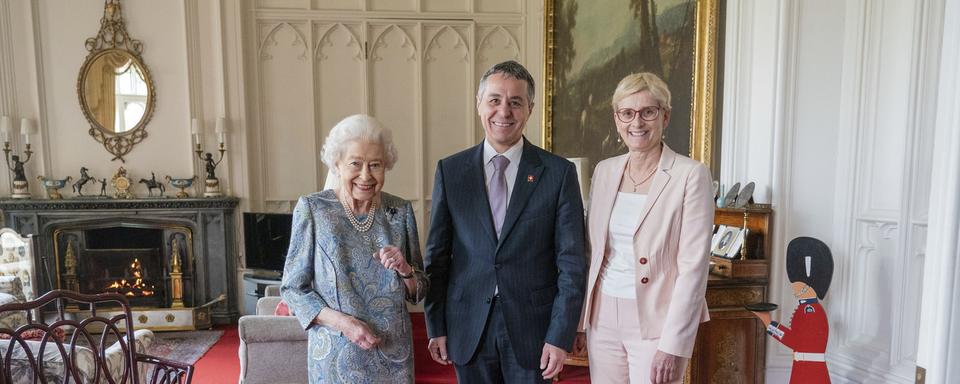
[543,0,722,179]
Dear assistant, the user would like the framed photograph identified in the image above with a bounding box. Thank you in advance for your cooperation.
[712,225,745,259]
[710,224,726,252]
[542,0,724,179]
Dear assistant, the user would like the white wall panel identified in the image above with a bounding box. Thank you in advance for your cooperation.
[423,24,472,192]
[369,23,419,200]
[476,0,521,14]
[829,0,934,382]
[311,0,361,11]
[256,0,307,9]
[422,0,470,13]
[476,25,521,75]
[848,221,897,350]
[368,0,417,12]
[258,22,316,201]
[314,22,365,185]
[859,1,913,215]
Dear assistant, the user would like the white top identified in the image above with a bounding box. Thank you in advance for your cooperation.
[482,138,523,204]
[599,192,648,299]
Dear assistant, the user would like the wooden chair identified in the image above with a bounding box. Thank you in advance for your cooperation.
[0,290,194,383]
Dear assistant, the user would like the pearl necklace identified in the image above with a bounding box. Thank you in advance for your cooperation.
[626,163,657,192]
[340,198,378,232]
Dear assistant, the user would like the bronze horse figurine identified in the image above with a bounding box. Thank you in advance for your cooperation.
[139,172,165,197]
[72,167,96,196]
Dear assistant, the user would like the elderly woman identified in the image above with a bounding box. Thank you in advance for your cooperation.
[581,73,714,383]
[280,114,428,383]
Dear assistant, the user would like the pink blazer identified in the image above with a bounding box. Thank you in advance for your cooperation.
[581,145,714,358]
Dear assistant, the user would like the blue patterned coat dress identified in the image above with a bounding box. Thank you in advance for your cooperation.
[281,190,427,384]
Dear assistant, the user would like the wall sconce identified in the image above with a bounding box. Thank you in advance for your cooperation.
[1,116,35,199]
[193,117,227,197]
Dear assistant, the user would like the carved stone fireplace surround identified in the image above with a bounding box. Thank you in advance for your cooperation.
[0,198,239,324]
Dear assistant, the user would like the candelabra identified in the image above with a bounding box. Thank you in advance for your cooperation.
[192,117,227,197]
[1,116,35,199]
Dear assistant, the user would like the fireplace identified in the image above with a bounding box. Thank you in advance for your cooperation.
[54,222,194,310]
[0,198,239,325]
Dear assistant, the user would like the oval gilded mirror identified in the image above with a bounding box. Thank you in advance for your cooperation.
[77,0,155,162]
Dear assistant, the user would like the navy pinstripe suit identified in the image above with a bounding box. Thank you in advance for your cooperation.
[423,139,587,375]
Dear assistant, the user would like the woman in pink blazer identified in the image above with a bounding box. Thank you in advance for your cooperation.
[581,73,714,383]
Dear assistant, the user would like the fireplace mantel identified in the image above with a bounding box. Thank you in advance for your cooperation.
[0,197,240,324]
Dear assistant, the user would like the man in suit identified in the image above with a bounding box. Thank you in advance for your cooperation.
[424,60,588,383]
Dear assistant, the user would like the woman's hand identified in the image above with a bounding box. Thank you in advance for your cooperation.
[312,309,381,350]
[649,350,680,384]
[338,314,381,350]
[377,245,413,275]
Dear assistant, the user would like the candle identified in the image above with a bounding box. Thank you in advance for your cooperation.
[191,118,201,144]
[0,116,11,143]
[20,118,34,145]
[215,117,226,144]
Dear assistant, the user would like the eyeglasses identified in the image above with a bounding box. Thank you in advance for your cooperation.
[615,106,664,123]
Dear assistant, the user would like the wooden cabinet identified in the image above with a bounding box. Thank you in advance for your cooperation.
[687,205,773,383]
[687,276,768,383]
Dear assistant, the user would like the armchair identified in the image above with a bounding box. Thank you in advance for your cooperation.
[0,290,193,383]
[0,228,37,301]
[237,286,308,384]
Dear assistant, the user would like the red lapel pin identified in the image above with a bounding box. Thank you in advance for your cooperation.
[527,175,534,183]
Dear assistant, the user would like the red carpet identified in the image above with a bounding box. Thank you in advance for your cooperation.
[191,315,590,383]
[192,325,240,383]
[409,312,591,383]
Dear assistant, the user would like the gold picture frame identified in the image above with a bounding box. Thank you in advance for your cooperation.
[542,0,722,175]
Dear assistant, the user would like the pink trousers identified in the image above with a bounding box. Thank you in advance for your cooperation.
[587,293,688,384]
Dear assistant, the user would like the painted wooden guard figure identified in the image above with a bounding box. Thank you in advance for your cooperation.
[752,237,834,383]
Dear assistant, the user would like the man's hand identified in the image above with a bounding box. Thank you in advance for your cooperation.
[428,336,450,365]
[572,332,587,356]
[649,350,679,384]
[539,342,567,379]
[751,311,772,327]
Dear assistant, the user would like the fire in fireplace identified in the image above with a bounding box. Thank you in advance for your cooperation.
[76,226,166,307]
[52,225,197,309]
[104,258,156,297]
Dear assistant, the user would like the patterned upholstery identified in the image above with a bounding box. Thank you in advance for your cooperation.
[0,329,154,384]
[0,228,36,301]
[0,276,26,331]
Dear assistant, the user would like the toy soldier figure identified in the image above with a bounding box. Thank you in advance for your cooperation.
[752,237,833,384]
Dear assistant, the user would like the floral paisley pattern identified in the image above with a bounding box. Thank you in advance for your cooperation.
[281,190,427,384]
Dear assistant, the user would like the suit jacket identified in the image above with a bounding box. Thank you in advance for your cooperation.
[424,138,587,369]
[582,145,713,358]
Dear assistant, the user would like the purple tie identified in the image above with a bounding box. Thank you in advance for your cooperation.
[489,155,510,237]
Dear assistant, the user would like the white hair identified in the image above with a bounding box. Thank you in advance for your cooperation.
[320,114,398,187]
